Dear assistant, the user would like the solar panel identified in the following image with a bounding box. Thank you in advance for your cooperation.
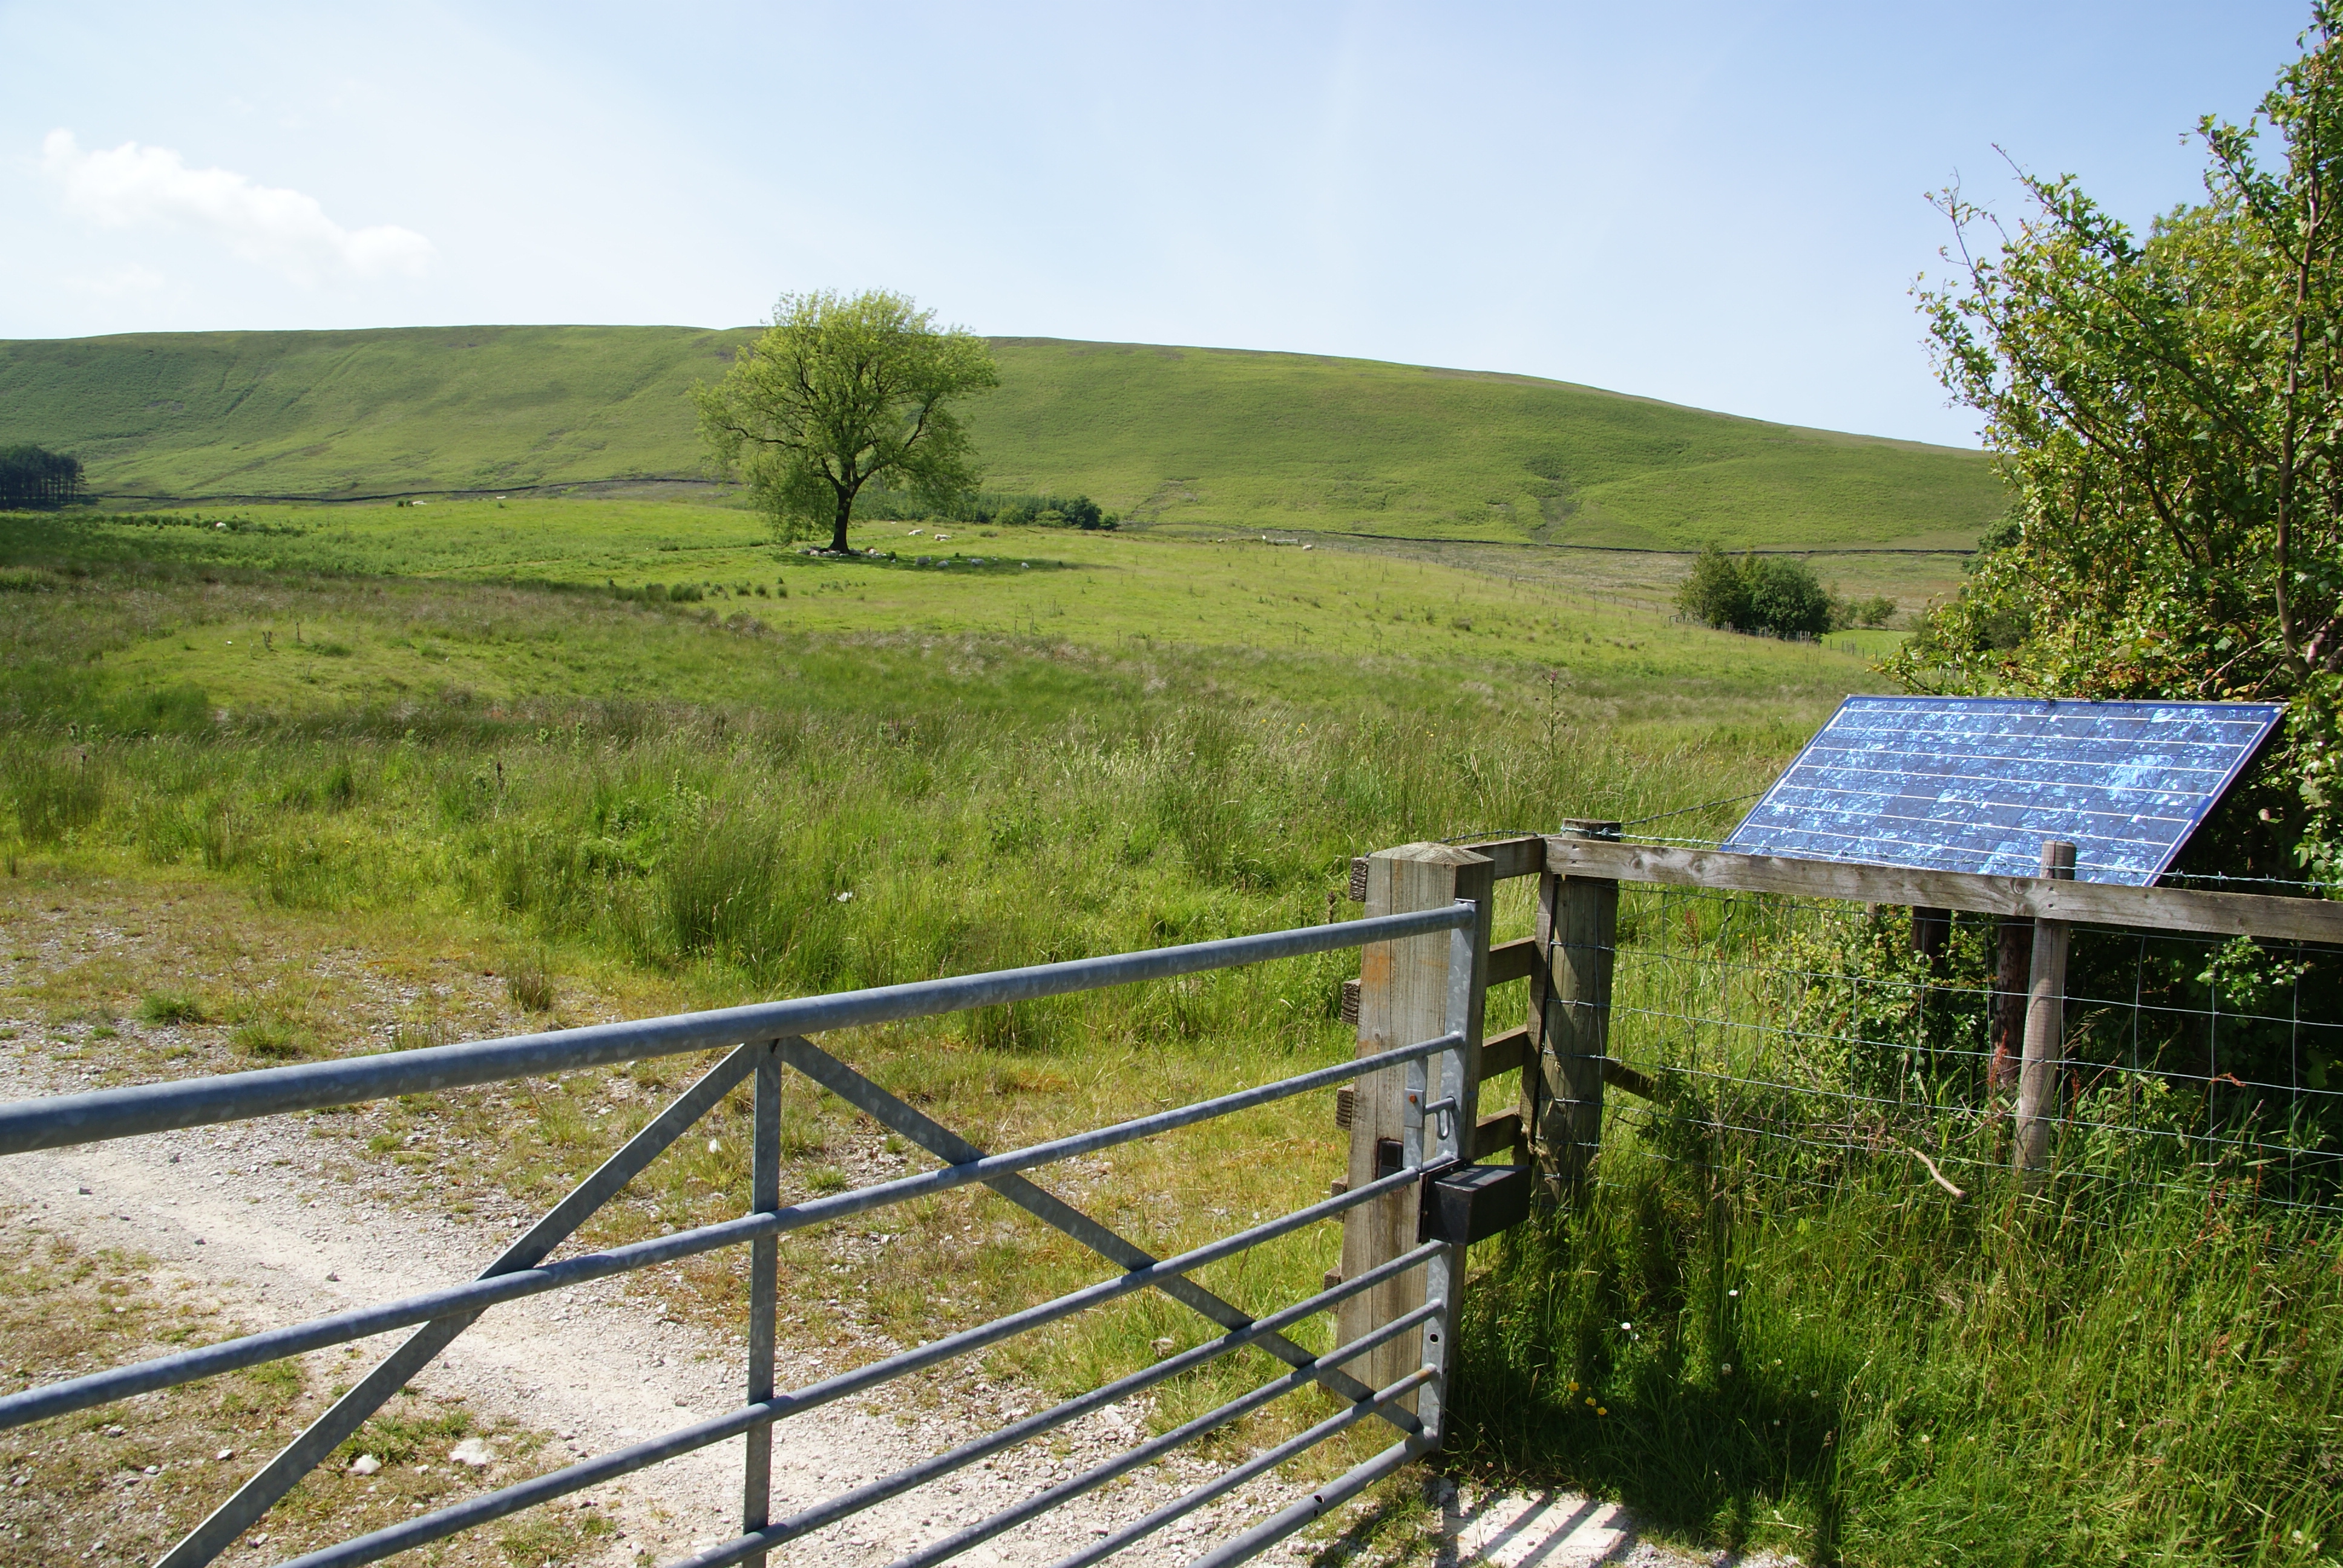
[1719,696,2284,885]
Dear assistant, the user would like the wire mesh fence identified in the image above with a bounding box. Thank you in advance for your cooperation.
[1577,863,2343,1224]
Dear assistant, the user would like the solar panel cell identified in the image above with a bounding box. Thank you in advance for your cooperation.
[1720,697,2283,884]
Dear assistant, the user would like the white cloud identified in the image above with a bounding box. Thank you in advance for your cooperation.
[39,129,433,285]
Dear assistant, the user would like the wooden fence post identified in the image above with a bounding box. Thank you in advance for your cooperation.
[2014,840,2077,1184]
[1991,915,2033,1096]
[1337,842,1493,1401]
[1909,907,1950,968]
[1530,820,1620,1203]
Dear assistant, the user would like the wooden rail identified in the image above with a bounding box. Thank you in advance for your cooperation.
[1540,837,2343,944]
[1331,825,2337,1357]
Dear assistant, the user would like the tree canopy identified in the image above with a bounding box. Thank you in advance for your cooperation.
[693,290,998,553]
[1893,5,2343,881]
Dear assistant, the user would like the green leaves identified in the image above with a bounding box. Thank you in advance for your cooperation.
[1896,4,2343,874]
[692,290,1000,551]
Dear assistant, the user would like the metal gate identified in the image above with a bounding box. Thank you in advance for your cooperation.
[0,901,1499,1567]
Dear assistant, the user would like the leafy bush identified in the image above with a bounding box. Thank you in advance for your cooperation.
[981,492,1115,529]
[1848,595,1896,628]
[1676,548,1835,638]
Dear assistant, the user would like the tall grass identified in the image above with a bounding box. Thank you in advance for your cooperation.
[7,697,1765,1000]
[1453,884,2343,1567]
[1457,1145,2343,1566]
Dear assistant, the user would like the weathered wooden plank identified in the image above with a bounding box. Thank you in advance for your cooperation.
[1601,1056,1657,1100]
[1339,843,1493,1404]
[1540,837,2343,944]
[1470,1111,1524,1161]
[1456,835,1547,883]
[1477,1025,1529,1085]
[1486,936,1536,987]
[2016,841,2076,1183]
[1340,978,1361,1027]
[1537,822,1619,1200]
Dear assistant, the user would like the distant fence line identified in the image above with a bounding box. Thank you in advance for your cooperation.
[77,476,728,506]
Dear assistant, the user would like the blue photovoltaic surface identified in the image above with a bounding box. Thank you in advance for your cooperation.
[1719,697,2283,885]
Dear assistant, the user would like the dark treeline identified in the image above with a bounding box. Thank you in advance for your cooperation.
[0,446,86,511]
[856,487,1119,530]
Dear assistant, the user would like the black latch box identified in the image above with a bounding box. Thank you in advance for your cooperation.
[1417,1160,1533,1246]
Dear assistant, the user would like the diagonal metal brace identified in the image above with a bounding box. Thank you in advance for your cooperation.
[156,1042,765,1568]
[776,1037,1395,1425]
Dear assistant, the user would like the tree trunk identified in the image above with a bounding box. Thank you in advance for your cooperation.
[830,488,853,554]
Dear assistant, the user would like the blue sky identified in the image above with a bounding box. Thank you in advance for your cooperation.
[0,1,2310,446]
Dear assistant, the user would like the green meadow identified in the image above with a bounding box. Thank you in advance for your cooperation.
[2,494,2332,1568]
[0,327,2005,549]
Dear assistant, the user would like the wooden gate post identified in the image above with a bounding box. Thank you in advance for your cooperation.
[1337,842,1494,1398]
[1530,820,1620,1203]
[2014,840,2076,1184]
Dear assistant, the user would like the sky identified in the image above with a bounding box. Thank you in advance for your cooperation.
[0,1,2313,447]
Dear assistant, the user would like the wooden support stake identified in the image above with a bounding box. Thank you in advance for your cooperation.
[1337,842,1493,1402]
[1529,820,1619,1203]
[1991,916,2033,1096]
[2014,840,2076,1184]
[1909,906,1949,968]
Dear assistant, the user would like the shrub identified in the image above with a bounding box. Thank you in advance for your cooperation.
[1676,549,1835,638]
[1849,595,1896,629]
[1675,547,1751,632]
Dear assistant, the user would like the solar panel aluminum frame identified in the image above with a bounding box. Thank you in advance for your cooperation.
[1720,695,2286,887]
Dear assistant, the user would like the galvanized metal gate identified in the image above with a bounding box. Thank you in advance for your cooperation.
[0,901,1515,1567]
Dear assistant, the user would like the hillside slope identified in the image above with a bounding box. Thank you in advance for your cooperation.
[0,326,2003,550]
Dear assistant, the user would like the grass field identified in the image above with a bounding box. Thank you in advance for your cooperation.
[0,327,2007,550]
[2,499,2332,1567]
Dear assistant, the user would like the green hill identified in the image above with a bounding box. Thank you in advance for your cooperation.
[0,325,2004,550]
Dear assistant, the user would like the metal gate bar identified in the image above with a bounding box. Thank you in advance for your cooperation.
[267,1165,1429,1568]
[0,900,1485,1568]
[157,1042,767,1566]
[0,1031,1456,1431]
[885,1247,1444,1568]
[0,909,1471,1154]
[781,1036,1397,1420]
[1050,1368,1437,1568]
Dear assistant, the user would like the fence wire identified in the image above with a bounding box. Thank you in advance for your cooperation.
[1575,875,2343,1222]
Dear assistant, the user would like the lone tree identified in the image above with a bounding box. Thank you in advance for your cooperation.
[0,445,87,510]
[694,290,998,553]
[1893,2,2343,878]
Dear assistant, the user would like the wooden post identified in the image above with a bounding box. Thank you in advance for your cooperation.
[1991,916,2033,1096]
[2014,840,2076,1184]
[1529,820,1619,1203]
[1909,907,1950,968]
[1337,843,1493,1400]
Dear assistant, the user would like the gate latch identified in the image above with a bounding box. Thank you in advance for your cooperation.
[1417,1159,1534,1246]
